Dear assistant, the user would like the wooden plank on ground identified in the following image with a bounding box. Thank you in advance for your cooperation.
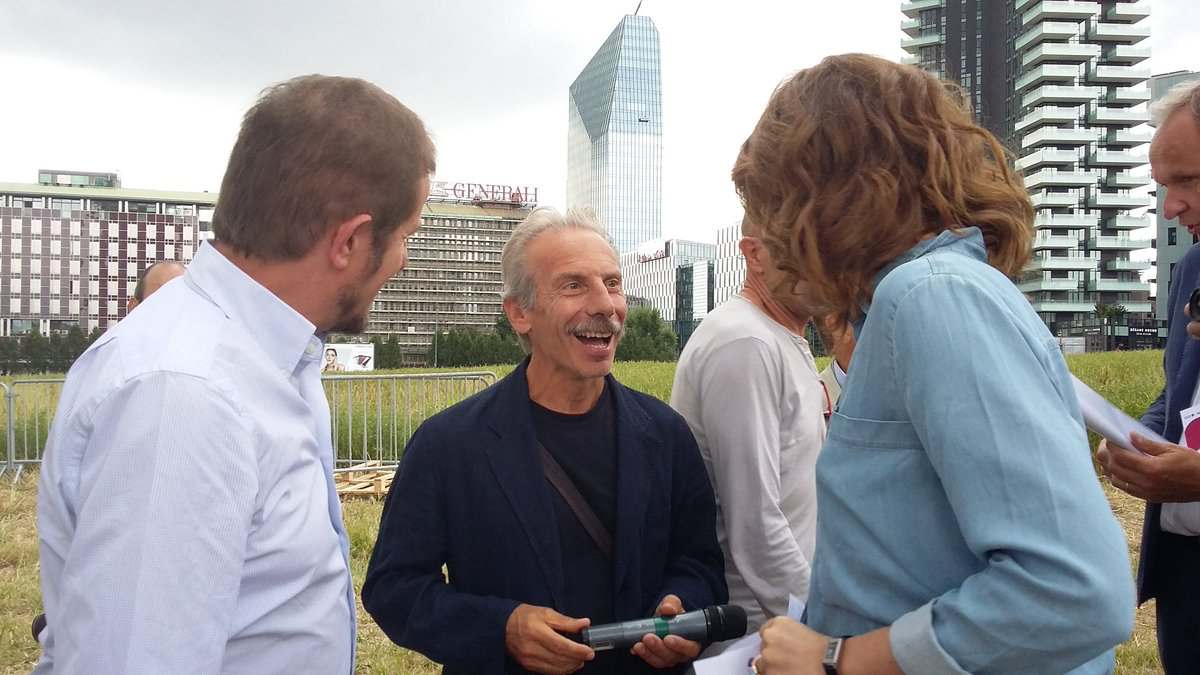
[335,461,393,498]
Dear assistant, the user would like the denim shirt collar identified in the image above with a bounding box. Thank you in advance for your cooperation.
[852,227,988,336]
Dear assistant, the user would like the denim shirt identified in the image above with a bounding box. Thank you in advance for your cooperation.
[806,229,1134,674]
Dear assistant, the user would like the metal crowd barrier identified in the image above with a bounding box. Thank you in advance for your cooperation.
[2,371,498,482]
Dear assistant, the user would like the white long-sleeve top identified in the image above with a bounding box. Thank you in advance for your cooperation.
[670,296,826,637]
[35,242,354,674]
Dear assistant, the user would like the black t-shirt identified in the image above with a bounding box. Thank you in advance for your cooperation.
[531,385,630,674]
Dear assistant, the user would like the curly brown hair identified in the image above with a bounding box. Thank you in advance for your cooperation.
[732,53,1033,325]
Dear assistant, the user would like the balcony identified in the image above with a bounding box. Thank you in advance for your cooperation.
[902,32,943,50]
[1090,22,1151,44]
[1018,148,1080,170]
[1031,301,1102,313]
[1107,128,1153,146]
[1023,84,1104,107]
[1108,214,1152,229]
[1019,278,1082,292]
[1033,212,1100,229]
[1121,301,1154,313]
[1107,86,1151,105]
[1088,64,1151,84]
[1104,44,1151,64]
[1016,105,1082,132]
[1106,1,1150,22]
[1023,1,1100,25]
[1031,191,1082,209]
[1033,233,1081,249]
[901,18,921,36]
[1028,255,1099,271]
[901,0,943,17]
[1016,64,1081,92]
[1088,278,1149,292]
[1022,43,1101,68]
[1087,235,1152,250]
[1025,168,1102,189]
[1021,125,1101,148]
[1088,148,1149,167]
[1104,171,1149,189]
[901,53,921,66]
[1088,106,1149,126]
[1106,258,1151,271]
[1015,0,1040,11]
[1015,21,1081,51]
[1087,189,1149,208]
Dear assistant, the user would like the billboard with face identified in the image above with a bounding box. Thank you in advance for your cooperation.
[322,343,375,372]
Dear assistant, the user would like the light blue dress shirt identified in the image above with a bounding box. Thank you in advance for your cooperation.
[807,229,1134,674]
[35,242,355,674]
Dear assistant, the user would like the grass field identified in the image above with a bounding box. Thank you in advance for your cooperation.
[0,353,1167,673]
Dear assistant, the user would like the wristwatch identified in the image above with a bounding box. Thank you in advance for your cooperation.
[822,637,844,674]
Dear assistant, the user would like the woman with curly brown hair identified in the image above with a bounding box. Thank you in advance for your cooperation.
[738,54,1134,675]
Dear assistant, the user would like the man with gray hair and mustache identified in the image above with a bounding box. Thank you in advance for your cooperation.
[364,207,727,675]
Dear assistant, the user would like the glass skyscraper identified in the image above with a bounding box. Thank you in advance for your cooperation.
[567,14,662,255]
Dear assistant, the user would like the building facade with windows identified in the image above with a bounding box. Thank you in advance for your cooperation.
[713,222,746,306]
[902,0,1154,329]
[365,194,533,364]
[618,238,715,350]
[0,171,215,336]
[567,14,663,255]
[1152,70,1200,321]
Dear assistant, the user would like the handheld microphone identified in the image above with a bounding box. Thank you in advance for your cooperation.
[573,604,747,651]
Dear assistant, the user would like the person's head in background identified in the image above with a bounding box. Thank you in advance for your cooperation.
[1148,80,1200,340]
[732,53,1033,326]
[126,261,186,312]
[210,74,436,334]
[738,214,809,334]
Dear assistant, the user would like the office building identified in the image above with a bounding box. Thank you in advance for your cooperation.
[365,180,535,364]
[619,238,715,349]
[0,171,214,336]
[903,0,1154,328]
[567,14,663,254]
[1152,70,1200,321]
[713,221,746,306]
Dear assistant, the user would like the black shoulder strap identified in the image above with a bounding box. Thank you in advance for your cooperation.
[537,442,613,559]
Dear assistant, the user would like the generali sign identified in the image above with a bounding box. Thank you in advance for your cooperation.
[429,180,539,204]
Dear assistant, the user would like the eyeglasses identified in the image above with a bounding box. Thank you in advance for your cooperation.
[1189,288,1200,322]
[820,380,832,421]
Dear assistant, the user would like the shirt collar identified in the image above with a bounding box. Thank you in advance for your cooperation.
[184,241,322,374]
[852,227,988,336]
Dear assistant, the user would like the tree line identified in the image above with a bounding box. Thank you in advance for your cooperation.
[5,307,683,375]
[349,306,682,370]
[0,325,104,375]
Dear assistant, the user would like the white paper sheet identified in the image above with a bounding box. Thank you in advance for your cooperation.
[692,596,806,675]
[1071,374,1164,452]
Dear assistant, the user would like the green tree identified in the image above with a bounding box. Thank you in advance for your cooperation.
[21,332,50,374]
[616,307,678,362]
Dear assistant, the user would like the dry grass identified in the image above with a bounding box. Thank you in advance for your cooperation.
[0,354,1170,673]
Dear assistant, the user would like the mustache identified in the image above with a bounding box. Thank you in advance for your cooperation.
[569,316,624,337]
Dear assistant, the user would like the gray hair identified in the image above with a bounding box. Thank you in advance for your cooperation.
[500,206,617,352]
[1150,79,1200,128]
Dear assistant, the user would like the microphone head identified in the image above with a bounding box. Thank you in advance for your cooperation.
[704,604,748,642]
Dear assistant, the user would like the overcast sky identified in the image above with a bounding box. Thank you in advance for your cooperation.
[0,0,1195,242]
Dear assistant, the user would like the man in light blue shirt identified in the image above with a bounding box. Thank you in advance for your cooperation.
[34,74,435,674]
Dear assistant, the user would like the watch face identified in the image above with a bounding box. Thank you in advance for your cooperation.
[823,637,844,670]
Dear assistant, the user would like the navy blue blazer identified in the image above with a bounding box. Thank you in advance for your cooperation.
[362,361,727,674]
[1138,243,1200,603]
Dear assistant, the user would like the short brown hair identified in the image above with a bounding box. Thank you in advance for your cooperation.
[733,54,1033,325]
[212,75,436,260]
